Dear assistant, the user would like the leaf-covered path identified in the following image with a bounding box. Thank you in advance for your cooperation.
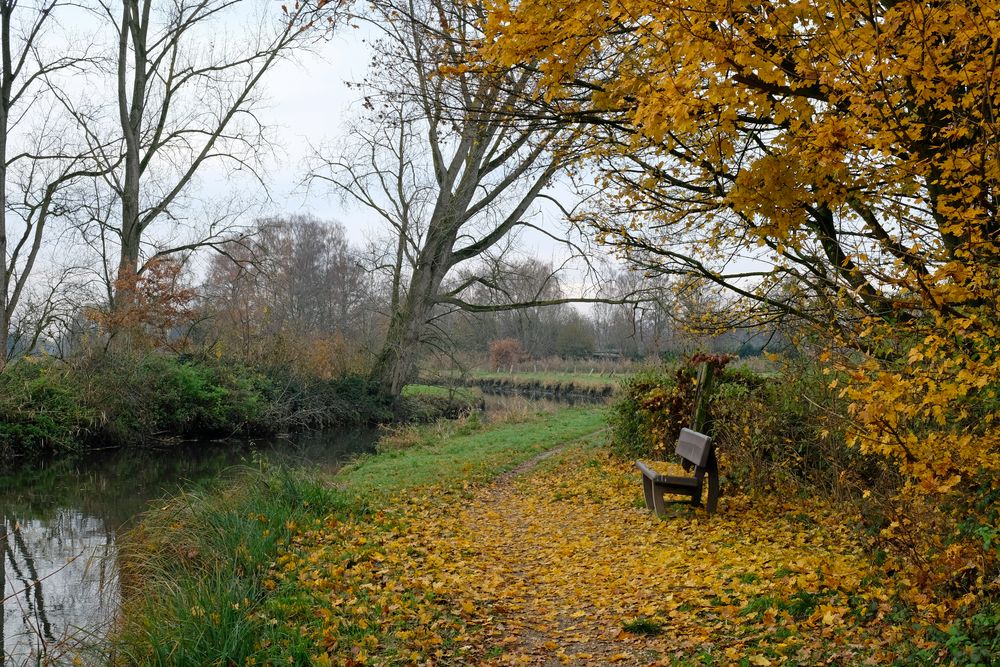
[273,440,940,666]
[443,447,899,665]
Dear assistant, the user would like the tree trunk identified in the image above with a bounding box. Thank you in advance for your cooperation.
[113,0,146,305]
[0,153,8,372]
[107,178,141,351]
[0,326,7,373]
[370,222,457,399]
[370,298,429,398]
[117,193,142,286]
[1,1,10,372]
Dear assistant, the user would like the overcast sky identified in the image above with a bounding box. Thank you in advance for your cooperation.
[19,3,611,295]
[253,30,372,239]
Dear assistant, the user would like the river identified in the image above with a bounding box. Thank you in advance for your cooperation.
[0,428,378,666]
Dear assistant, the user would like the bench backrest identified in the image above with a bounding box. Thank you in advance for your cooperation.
[675,428,712,468]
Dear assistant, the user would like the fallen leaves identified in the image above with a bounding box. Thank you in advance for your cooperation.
[264,446,946,665]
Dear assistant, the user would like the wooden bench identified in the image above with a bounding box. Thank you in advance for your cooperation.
[636,428,720,515]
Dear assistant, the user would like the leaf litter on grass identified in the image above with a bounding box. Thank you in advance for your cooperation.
[264,447,943,666]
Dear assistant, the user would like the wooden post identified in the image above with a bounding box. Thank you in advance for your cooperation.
[690,361,716,433]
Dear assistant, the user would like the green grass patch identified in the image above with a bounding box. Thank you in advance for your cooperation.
[395,383,482,422]
[739,590,821,622]
[623,617,663,635]
[401,383,481,400]
[469,369,622,391]
[338,406,606,498]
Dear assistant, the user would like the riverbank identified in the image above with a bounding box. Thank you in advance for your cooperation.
[111,404,607,666]
[459,370,620,400]
[0,424,380,664]
[0,354,479,470]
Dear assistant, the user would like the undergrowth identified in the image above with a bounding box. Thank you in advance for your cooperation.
[606,358,885,497]
[0,354,476,468]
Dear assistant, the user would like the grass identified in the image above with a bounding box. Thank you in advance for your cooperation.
[113,465,354,665]
[113,405,608,665]
[339,406,606,497]
[400,383,481,400]
[395,383,483,422]
[469,369,624,390]
[623,617,664,635]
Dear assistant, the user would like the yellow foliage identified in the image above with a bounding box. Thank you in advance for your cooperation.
[480,0,1000,580]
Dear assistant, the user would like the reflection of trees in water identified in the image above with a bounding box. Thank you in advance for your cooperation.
[2,511,118,664]
[7,517,55,643]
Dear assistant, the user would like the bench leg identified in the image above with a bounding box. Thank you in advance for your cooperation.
[705,474,719,514]
[641,474,655,510]
[705,451,720,514]
[651,486,667,515]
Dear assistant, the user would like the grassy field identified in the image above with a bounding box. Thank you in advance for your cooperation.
[339,406,605,497]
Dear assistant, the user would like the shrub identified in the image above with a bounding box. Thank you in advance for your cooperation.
[607,364,694,459]
[708,362,883,495]
[139,356,270,435]
[82,354,275,444]
[607,357,876,496]
[0,353,401,467]
[488,338,527,370]
[0,360,96,460]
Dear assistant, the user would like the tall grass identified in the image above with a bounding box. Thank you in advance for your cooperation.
[113,465,354,665]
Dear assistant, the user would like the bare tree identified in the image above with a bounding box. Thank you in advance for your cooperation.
[310,0,627,398]
[451,257,564,355]
[64,0,344,312]
[201,214,369,360]
[0,0,108,370]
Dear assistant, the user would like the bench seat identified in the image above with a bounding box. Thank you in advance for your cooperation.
[634,462,698,488]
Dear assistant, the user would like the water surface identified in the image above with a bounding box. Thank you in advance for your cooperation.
[1,429,377,665]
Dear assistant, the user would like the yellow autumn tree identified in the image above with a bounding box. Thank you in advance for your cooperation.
[483,0,1000,584]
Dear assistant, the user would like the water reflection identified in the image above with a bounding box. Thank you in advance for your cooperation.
[2,511,117,665]
[1,429,377,665]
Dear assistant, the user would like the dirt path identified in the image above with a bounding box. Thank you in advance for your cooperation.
[452,439,684,666]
